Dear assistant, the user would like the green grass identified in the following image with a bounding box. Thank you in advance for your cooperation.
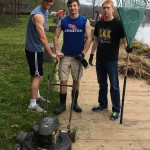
[0,15,59,149]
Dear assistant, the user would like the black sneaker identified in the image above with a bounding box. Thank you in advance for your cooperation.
[110,112,120,120]
[89,63,94,66]
[92,104,107,112]
[73,104,82,112]
[53,105,66,115]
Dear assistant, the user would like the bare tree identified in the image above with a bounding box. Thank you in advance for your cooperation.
[11,0,20,18]
[116,0,121,6]
[87,0,103,19]
[144,0,150,8]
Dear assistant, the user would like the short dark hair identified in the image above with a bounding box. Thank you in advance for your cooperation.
[67,0,80,8]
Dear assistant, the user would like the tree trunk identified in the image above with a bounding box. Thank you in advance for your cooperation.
[14,0,17,18]
[92,0,95,19]
[12,0,14,17]
[0,2,4,14]
[18,0,20,17]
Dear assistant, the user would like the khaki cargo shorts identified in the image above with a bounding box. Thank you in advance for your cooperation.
[58,56,83,81]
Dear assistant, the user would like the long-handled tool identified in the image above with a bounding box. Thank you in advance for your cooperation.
[67,60,82,142]
[53,58,88,142]
[52,59,83,142]
[43,61,58,113]
[117,0,147,124]
[120,53,130,124]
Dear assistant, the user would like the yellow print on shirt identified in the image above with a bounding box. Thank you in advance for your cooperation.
[99,29,111,43]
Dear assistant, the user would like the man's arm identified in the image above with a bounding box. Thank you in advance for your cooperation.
[121,37,127,48]
[33,14,57,59]
[88,36,98,65]
[91,36,99,53]
[121,37,133,53]
[53,21,64,57]
[82,19,92,55]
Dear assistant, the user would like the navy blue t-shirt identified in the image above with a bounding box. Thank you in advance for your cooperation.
[61,15,87,56]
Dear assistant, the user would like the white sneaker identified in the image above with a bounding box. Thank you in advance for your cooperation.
[36,96,50,103]
[27,104,47,113]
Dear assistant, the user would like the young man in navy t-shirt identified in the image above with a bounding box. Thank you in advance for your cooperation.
[53,0,92,115]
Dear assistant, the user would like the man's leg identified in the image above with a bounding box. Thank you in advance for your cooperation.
[26,50,46,113]
[31,76,42,99]
[71,59,83,112]
[107,61,120,120]
[92,60,108,111]
[72,80,82,112]
[28,76,47,113]
[29,76,42,107]
[53,80,67,115]
[97,61,108,107]
[107,61,120,113]
[53,56,70,115]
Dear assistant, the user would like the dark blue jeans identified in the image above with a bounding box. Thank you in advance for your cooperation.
[96,60,120,113]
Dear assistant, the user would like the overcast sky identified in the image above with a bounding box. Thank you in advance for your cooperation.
[79,0,117,6]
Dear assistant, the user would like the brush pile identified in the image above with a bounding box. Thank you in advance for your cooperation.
[119,40,150,84]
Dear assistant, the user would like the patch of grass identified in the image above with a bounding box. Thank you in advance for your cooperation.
[0,15,59,149]
[0,15,16,27]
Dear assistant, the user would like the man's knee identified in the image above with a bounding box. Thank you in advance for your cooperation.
[32,76,43,82]
[61,80,67,85]
[60,80,68,94]
[73,80,79,89]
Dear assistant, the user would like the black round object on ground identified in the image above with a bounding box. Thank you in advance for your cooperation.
[13,131,72,150]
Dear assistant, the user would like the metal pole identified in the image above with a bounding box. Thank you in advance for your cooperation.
[120,53,130,124]
[67,61,82,131]
[43,61,58,114]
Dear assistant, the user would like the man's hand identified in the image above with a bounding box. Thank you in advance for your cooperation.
[75,52,85,60]
[51,54,59,61]
[126,46,133,53]
[89,54,94,66]
[56,51,64,58]
[81,58,90,69]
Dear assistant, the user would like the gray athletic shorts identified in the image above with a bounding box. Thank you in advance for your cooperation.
[58,56,83,81]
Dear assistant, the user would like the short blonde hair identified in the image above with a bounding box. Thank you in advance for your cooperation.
[102,0,114,9]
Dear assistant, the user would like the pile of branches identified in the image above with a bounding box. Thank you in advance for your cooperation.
[132,40,150,58]
[119,53,150,84]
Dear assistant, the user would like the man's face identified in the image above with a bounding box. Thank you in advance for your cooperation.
[68,2,79,15]
[102,3,114,18]
[42,0,54,10]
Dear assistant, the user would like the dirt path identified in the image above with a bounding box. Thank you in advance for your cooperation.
[56,42,150,149]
